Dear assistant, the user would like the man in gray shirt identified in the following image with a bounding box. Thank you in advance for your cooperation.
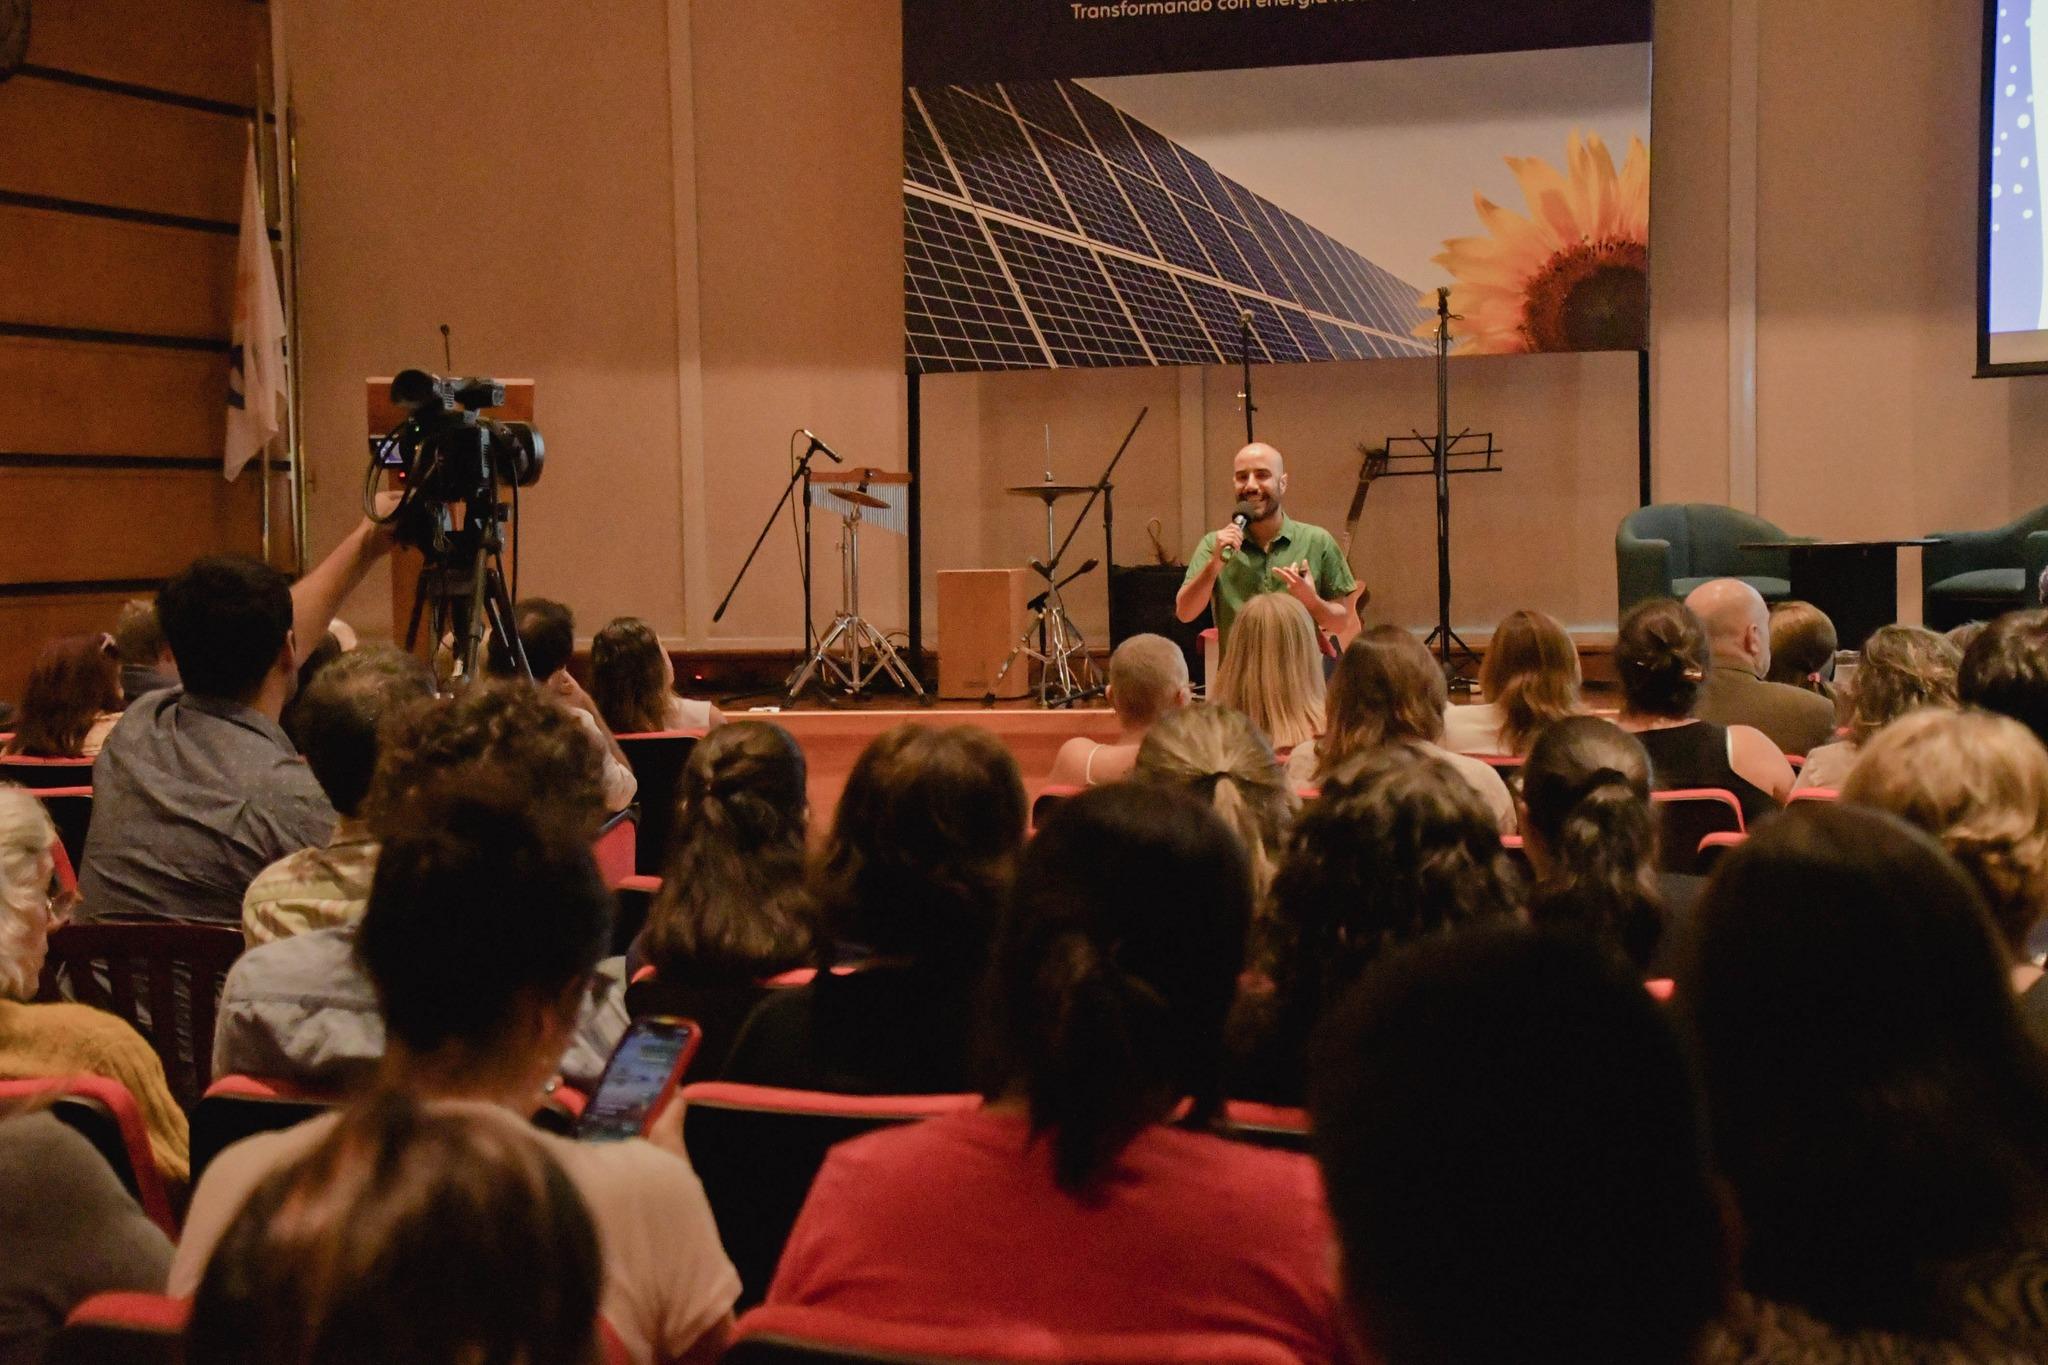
[78,511,400,924]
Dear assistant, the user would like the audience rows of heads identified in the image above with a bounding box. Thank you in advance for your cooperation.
[23,532,2048,1363]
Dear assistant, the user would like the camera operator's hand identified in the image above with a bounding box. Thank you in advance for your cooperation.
[363,489,405,551]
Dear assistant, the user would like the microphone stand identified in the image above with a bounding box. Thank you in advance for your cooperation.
[713,436,831,696]
[1421,289,1478,685]
[1236,312,1257,443]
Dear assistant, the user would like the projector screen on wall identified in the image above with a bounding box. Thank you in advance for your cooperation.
[1983,0,2048,373]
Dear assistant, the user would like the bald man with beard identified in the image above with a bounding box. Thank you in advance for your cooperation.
[1176,442,1356,656]
[1684,578,1837,756]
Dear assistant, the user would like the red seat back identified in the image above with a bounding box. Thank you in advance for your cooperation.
[1217,1099,1310,1152]
[679,1082,981,1308]
[591,808,639,889]
[46,1292,188,1365]
[727,1304,1302,1364]
[37,921,246,1111]
[189,1075,338,1187]
[1029,784,1085,832]
[0,1076,175,1234]
[1651,789,1746,874]
[1789,786,1838,802]
[0,754,96,789]
[615,731,705,876]
[32,787,92,877]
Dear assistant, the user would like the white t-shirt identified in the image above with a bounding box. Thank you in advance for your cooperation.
[661,695,720,732]
[167,1101,738,1365]
[1439,701,1507,756]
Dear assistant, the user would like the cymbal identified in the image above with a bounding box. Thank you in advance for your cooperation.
[1004,483,1097,499]
[824,488,891,510]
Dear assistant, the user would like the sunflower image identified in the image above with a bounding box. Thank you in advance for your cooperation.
[1421,131,1649,355]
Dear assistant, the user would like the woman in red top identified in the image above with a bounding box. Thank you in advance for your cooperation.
[767,783,1351,1364]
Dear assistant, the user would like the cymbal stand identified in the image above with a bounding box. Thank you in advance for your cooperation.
[986,490,1097,707]
[786,497,926,701]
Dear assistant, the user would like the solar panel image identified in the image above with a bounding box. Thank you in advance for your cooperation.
[904,79,1431,372]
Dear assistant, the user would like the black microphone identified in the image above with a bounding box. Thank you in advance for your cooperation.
[1222,500,1255,561]
[801,428,846,464]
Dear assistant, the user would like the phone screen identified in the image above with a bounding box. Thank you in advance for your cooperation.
[577,1018,698,1143]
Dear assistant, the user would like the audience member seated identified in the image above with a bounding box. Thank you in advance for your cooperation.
[0,633,124,759]
[0,788,188,1180]
[79,516,397,924]
[1210,594,1326,760]
[1685,578,1837,756]
[1948,619,1988,656]
[1312,928,1726,1365]
[722,725,1024,1095]
[240,647,435,947]
[185,1092,604,1365]
[1133,704,1295,896]
[1521,716,1687,974]
[1614,597,1791,822]
[1683,804,2048,1362]
[1842,708,2048,1042]
[212,682,614,1090]
[1764,599,1841,713]
[1290,627,1517,833]
[276,623,353,740]
[111,597,178,702]
[627,722,814,1077]
[1441,608,1582,757]
[0,1101,173,1365]
[175,789,741,1365]
[768,784,1349,1365]
[1044,633,1190,788]
[590,615,726,734]
[1235,742,1522,1106]
[1960,607,2048,748]
[505,597,637,813]
[1796,624,1960,791]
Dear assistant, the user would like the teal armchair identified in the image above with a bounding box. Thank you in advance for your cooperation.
[1921,504,2048,631]
[1616,503,1804,619]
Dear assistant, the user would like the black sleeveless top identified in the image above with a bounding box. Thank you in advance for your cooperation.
[1635,720,1778,826]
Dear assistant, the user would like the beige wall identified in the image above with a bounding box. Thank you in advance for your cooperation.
[282,0,2048,652]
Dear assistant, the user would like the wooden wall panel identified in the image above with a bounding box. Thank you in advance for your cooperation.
[26,0,264,109]
[0,469,262,586]
[0,79,246,223]
[0,593,140,704]
[0,205,234,340]
[0,338,228,458]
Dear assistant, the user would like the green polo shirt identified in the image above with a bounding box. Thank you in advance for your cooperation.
[1183,514,1356,651]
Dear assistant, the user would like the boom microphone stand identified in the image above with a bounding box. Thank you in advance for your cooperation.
[1422,288,1479,683]
[713,434,836,700]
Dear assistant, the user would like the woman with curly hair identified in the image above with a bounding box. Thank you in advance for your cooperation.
[587,616,725,735]
[1844,707,2048,1039]
[722,724,1025,1094]
[3,634,124,758]
[1443,608,1583,757]
[1233,742,1522,1104]
[1796,624,1960,792]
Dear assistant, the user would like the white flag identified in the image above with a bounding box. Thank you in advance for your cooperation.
[225,132,286,482]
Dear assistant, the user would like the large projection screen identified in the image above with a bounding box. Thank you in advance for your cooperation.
[1982,0,2048,373]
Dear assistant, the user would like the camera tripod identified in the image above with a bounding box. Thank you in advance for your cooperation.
[401,496,530,683]
[786,494,925,700]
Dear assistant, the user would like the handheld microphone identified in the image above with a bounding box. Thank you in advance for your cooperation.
[800,428,846,464]
[1221,500,1255,561]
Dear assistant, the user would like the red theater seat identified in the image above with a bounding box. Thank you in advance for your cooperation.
[45,1292,187,1365]
[615,730,706,876]
[725,1304,1302,1364]
[0,1076,175,1234]
[189,1075,338,1186]
[32,786,91,877]
[1030,784,1085,831]
[1651,789,1745,875]
[0,754,96,789]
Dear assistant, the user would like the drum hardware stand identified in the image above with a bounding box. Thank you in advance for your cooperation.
[786,482,927,702]
[985,407,1147,708]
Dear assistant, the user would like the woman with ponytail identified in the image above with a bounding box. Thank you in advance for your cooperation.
[767,784,1348,1364]
[1520,716,1675,973]
[1132,703,1296,897]
[627,721,815,1075]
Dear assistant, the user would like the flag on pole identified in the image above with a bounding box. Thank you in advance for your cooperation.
[225,130,286,482]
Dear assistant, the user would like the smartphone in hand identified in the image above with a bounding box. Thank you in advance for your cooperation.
[577,1016,700,1142]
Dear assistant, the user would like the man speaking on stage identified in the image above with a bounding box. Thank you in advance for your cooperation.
[1175,442,1356,655]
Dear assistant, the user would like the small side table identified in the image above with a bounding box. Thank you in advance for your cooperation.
[1739,540,1935,650]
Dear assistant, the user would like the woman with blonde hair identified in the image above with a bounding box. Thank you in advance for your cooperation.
[0,787,188,1181]
[1134,703,1297,895]
[1210,594,1324,759]
[1796,624,1960,791]
[1290,628,1517,833]
[1443,609,1582,757]
[1843,707,2048,1036]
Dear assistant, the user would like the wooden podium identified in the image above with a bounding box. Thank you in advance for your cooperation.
[367,378,535,650]
[937,568,1031,699]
